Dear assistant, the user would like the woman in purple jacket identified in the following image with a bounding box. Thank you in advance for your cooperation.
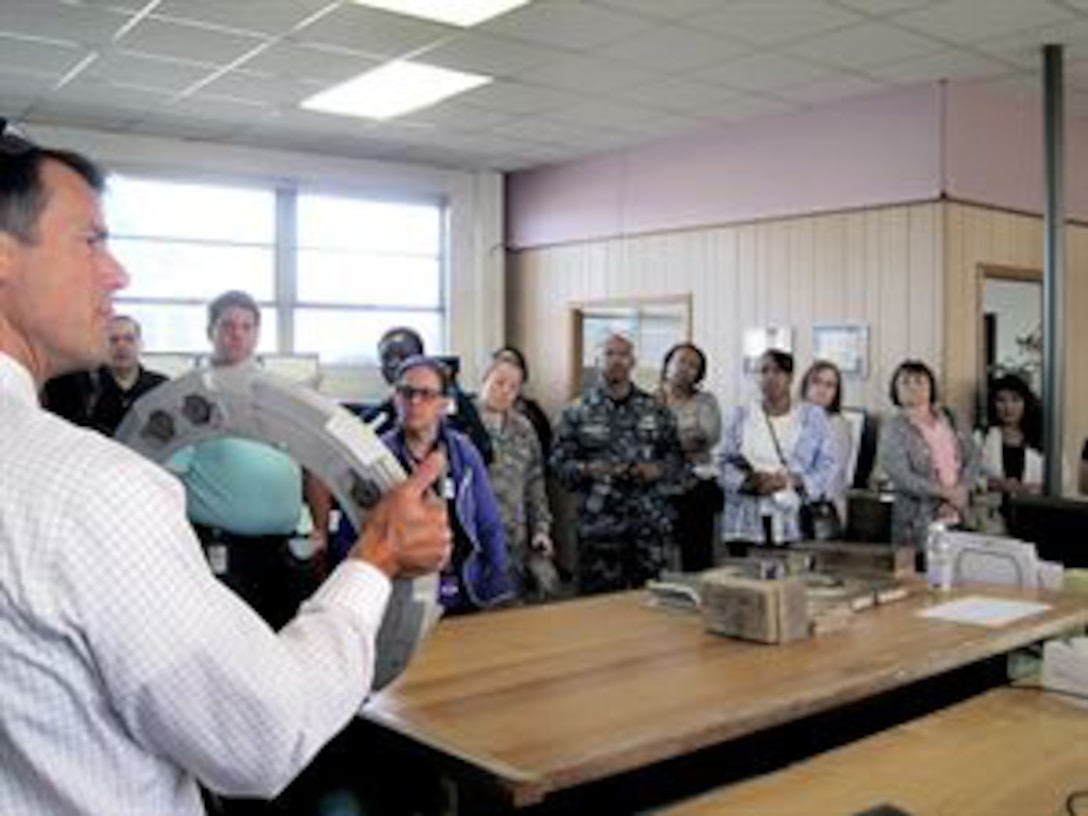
[383,355,513,613]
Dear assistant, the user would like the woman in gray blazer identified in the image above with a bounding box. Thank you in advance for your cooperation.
[876,360,978,548]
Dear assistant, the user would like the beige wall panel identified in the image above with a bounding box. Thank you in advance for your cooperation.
[942,201,1086,494]
[508,203,944,430]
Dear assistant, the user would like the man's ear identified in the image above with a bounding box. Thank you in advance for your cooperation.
[0,232,21,287]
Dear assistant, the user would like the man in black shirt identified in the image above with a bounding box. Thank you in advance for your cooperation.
[365,326,493,464]
[89,315,168,435]
[42,315,167,435]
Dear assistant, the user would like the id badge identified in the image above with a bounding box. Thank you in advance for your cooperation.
[206,543,229,576]
[440,475,455,500]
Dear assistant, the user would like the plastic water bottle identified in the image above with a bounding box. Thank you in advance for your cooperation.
[925,521,953,591]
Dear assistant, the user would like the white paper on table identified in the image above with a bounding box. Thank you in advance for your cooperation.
[917,595,1052,628]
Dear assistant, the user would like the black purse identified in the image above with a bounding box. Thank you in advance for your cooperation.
[763,408,842,542]
[799,498,843,541]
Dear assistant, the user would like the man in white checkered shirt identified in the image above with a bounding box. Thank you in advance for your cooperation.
[0,123,452,815]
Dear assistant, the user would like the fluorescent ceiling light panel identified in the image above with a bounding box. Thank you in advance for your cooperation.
[348,0,530,27]
[302,61,491,120]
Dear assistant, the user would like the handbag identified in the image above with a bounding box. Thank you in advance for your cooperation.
[798,498,843,541]
[762,408,843,542]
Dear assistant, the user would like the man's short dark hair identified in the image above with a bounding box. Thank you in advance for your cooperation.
[207,290,260,331]
[1,121,105,244]
[110,314,142,337]
[379,326,424,358]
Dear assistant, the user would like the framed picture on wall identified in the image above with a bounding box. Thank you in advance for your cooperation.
[743,326,793,373]
[812,323,870,379]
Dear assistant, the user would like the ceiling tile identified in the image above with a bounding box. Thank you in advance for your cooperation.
[0,33,88,76]
[598,24,751,73]
[86,51,217,92]
[891,0,1075,45]
[589,0,730,21]
[165,93,274,124]
[832,0,943,13]
[971,19,1088,68]
[480,1,655,51]
[196,71,325,107]
[127,111,244,141]
[412,32,557,78]
[549,98,665,130]
[492,115,621,148]
[290,4,454,59]
[399,101,517,132]
[696,53,834,92]
[865,49,1015,85]
[614,76,744,113]
[457,80,583,114]
[696,92,797,123]
[618,112,716,141]
[690,1,863,47]
[516,53,655,93]
[25,97,146,131]
[0,66,61,98]
[234,42,383,84]
[151,0,338,36]
[772,74,887,105]
[787,21,945,68]
[0,1,134,48]
[116,17,269,64]
[46,76,173,112]
[0,92,36,119]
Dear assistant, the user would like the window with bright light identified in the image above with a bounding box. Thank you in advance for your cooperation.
[106,176,277,353]
[105,176,446,364]
[295,193,444,363]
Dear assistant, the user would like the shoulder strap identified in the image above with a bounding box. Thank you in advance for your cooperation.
[762,407,789,468]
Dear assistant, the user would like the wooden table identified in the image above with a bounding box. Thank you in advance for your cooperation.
[662,686,1088,816]
[362,587,1088,809]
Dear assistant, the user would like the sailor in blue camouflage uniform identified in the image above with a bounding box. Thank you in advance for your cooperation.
[551,334,685,595]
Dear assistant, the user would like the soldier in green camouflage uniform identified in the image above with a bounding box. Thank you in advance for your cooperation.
[551,334,685,595]
[476,357,557,601]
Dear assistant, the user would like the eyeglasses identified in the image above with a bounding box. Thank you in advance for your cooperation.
[0,118,35,156]
[395,384,444,403]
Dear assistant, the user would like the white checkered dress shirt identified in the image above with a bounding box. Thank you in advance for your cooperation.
[0,353,390,816]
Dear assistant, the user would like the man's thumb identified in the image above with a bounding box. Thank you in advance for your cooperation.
[403,450,446,495]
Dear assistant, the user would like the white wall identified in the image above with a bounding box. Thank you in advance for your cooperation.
[35,124,505,401]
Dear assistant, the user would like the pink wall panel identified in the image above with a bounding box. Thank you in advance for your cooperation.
[507,85,943,249]
[943,80,1088,221]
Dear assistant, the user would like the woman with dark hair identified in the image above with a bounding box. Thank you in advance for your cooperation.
[719,350,837,551]
[492,345,553,456]
[978,373,1044,495]
[659,342,722,570]
[876,359,978,548]
[801,360,853,520]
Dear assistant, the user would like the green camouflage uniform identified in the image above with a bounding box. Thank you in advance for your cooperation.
[477,403,554,599]
[551,385,684,594]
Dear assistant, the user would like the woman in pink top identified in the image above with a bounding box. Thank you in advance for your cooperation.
[875,360,978,547]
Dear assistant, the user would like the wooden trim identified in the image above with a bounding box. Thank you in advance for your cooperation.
[569,293,693,312]
[975,262,1043,398]
[508,199,944,254]
[567,294,693,399]
[979,262,1043,282]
